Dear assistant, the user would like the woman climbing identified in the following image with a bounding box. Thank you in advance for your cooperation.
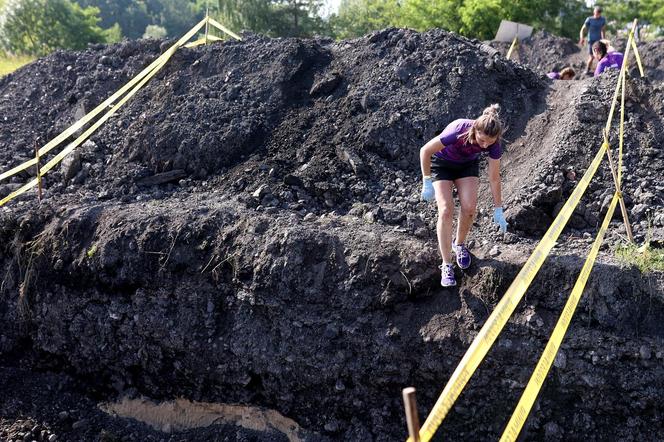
[592,40,624,77]
[420,104,508,287]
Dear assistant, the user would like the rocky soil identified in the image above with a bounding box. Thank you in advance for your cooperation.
[0,26,663,441]
[490,30,664,82]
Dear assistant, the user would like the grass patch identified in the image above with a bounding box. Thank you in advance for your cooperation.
[0,54,35,77]
[615,241,664,273]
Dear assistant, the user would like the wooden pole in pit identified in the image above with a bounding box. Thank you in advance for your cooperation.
[603,129,634,243]
[205,7,210,45]
[403,387,421,442]
[34,139,42,202]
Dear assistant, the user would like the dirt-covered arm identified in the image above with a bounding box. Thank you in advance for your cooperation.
[488,157,502,208]
[419,137,444,177]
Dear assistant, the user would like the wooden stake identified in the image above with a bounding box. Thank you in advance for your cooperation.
[403,387,421,442]
[506,35,518,60]
[34,139,42,202]
[204,8,210,45]
[603,130,634,243]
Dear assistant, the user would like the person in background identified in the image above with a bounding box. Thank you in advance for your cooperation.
[593,40,624,76]
[579,7,606,75]
[420,105,508,288]
[547,67,576,80]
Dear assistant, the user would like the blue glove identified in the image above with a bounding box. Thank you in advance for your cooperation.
[421,176,434,201]
[493,207,508,233]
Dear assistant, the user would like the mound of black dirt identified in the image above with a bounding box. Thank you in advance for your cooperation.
[636,38,664,81]
[490,30,586,76]
[503,73,664,238]
[0,27,663,442]
[0,28,544,226]
[489,30,664,83]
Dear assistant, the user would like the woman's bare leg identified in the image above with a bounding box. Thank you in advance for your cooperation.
[454,176,479,245]
[433,180,455,264]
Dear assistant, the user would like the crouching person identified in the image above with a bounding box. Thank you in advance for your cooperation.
[420,104,508,287]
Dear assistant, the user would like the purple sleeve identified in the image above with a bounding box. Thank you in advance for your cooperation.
[594,60,604,77]
[488,141,502,160]
[439,120,462,146]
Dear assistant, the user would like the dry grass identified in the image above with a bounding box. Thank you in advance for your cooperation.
[0,53,35,77]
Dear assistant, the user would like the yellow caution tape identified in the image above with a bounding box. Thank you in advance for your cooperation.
[207,17,243,41]
[506,36,517,60]
[0,18,207,183]
[184,35,223,48]
[618,62,626,186]
[0,49,176,206]
[605,30,633,134]
[499,193,619,442]
[410,140,610,442]
[630,37,644,77]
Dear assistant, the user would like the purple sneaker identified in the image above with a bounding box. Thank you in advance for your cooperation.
[439,263,456,287]
[453,242,471,269]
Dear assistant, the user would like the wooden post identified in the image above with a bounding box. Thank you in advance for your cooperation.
[204,8,210,45]
[506,35,518,60]
[629,19,645,77]
[403,387,421,442]
[603,130,634,243]
[34,139,42,202]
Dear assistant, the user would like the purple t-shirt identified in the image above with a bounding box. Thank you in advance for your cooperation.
[594,52,623,76]
[434,119,502,163]
[547,72,561,79]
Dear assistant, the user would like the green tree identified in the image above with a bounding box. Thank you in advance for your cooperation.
[143,24,167,38]
[331,0,402,39]
[600,0,664,36]
[217,0,326,37]
[103,21,122,43]
[401,0,463,33]
[0,0,106,56]
[79,0,208,39]
[644,0,664,31]
[549,0,589,40]
[458,0,503,39]
[329,0,593,41]
[146,0,201,37]
[77,0,151,39]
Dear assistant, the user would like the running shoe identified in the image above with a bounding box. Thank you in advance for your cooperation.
[439,263,456,287]
[453,242,471,269]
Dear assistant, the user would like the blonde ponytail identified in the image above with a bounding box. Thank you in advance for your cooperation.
[463,104,504,144]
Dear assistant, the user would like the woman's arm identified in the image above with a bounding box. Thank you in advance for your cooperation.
[488,158,502,207]
[420,137,444,177]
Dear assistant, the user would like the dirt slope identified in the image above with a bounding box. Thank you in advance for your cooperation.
[0,28,663,441]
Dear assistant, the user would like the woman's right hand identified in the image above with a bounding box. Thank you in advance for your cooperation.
[421,176,434,201]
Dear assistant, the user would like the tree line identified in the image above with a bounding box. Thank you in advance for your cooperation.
[0,0,663,57]
[331,0,663,41]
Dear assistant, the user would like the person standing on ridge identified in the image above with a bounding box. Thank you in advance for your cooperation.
[420,104,508,288]
[579,6,606,75]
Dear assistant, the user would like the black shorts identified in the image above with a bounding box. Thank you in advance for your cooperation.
[430,156,479,182]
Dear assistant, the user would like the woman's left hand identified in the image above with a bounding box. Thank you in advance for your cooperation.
[493,207,508,233]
